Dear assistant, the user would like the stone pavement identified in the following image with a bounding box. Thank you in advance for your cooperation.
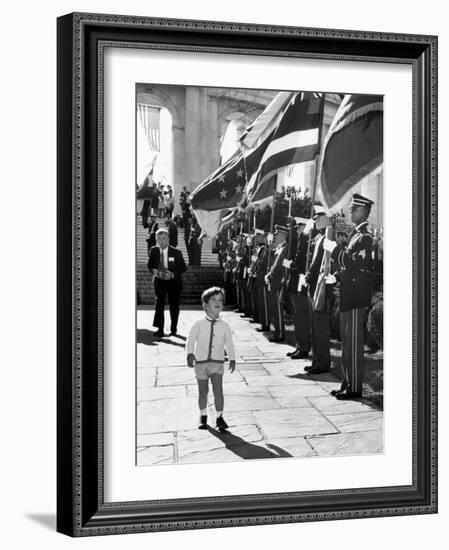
[137,307,383,466]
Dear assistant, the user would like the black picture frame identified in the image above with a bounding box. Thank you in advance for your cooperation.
[57,12,438,536]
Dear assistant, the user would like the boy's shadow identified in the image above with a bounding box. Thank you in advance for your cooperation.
[206,427,292,460]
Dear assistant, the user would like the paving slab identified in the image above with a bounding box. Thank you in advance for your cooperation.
[137,385,188,402]
[254,408,338,439]
[308,430,384,456]
[137,397,198,433]
[178,447,245,463]
[307,395,375,415]
[156,367,198,386]
[137,445,174,465]
[268,384,329,398]
[273,396,313,408]
[222,394,282,412]
[264,437,316,458]
[177,424,263,459]
[137,370,156,388]
[138,432,174,447]
[244,375,312,387]
[326,411,384,433]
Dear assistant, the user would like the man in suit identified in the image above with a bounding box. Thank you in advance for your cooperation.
[148,228,187,337]
[323,193,374,399]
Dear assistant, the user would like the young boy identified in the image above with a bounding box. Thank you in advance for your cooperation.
[186,287,236,431]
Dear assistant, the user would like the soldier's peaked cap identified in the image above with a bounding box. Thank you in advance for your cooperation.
[274,224,289,234]
[351,193,374,208]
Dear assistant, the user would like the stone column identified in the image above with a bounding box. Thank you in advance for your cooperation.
[172,125,185,214]
[208,95,220,175]
[184,87,201,191]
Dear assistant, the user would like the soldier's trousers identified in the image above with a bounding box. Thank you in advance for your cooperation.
[236,278,243,310]
[269,286,285,339]
[248,278,259,321]
[242,278,252,316]
[308,296,331,369]
[339,307,366,393]
[257,281,270,328]
[290,293,311,353]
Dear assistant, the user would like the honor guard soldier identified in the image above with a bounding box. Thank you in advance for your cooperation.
[265,225,289,342]
[255,233,270,332]
[247,234,260,324]
[323,193,374,399]
[304,212,333,374]
[285,219,311,359]
[234,238,247,315]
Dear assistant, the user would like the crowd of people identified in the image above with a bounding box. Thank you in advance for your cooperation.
[140,183,203,267]
[216,192,383,401]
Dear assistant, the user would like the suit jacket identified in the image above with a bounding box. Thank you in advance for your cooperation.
[148,246,187,290]
[331,221,373,312]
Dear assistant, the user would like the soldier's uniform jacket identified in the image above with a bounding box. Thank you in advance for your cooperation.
[287,233,309,295]
[236,246,249,281]
[267,241,288,290]
[248,245,258,279]
[307,233,325,296]
[331,220,373,312]
[255,244,268,283]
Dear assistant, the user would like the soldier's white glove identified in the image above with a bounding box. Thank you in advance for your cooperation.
[323,238,337,252]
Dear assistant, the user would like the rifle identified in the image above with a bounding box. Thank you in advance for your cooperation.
[312,218,335,312]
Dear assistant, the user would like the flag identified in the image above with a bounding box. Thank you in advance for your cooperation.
[190,134,273,237]
[317,94,383,211]
[138,104,160,152]
[246,92,324,203]
[239,92,296,149]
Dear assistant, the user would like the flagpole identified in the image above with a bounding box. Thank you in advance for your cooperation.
[305,93,326,273]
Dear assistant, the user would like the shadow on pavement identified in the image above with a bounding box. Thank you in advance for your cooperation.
[136,329,158,346]
[287,371,337,383]
[158,338,186,348]
[207,427,292,460]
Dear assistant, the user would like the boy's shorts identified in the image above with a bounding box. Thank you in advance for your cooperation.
[194,361,224,380]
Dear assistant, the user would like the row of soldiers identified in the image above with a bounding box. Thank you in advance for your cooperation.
[220,193,380,400]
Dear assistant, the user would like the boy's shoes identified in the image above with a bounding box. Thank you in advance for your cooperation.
[198,415,208,429]
[216,416,229,432]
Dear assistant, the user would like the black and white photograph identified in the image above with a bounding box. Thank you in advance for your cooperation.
[135,84,384,466]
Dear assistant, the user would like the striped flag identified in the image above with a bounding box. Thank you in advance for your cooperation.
[317,94,383,211]
[190,132,273,237]
[138,104,160,152]
[191,91,324,236]
[246,92,325,204]
[239,91,296,149]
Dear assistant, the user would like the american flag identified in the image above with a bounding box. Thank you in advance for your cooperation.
[138,104,160,152]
